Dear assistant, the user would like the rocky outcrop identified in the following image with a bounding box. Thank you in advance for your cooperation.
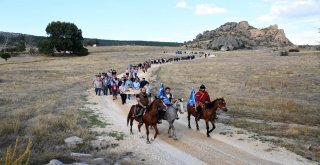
[186,21,293,50]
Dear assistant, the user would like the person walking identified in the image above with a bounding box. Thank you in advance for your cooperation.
[111,79,119,100]
[119,83,127,104]
[125,78,133,100]
[140,78,149,88]
[102,76,109,95]
[93,75,102,96]
[132,78,140,90]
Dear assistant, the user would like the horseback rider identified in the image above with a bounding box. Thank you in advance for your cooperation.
[165,87,180,120]
[136,87,151,126]
[165,87,173,103]
[195,84,211,121]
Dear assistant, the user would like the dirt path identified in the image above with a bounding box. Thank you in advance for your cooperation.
[87,62,315,165]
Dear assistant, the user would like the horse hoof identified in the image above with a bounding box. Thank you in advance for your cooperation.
[197,128,199,131]
[173,137,178,140]
[146,141,151,144]
[130,132,134,135]
[151,138,154,141]
[168,135,172,138]
[207,135,211,138]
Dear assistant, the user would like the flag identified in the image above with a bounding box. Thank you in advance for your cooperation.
[187,88,196,106]
[158,83,171,105]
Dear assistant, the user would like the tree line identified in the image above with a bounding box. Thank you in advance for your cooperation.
[1,21,183,61]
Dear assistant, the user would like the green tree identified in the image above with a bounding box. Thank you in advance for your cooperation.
[38,21,88,56]
[16,34,26,52]
[38,38,54,55]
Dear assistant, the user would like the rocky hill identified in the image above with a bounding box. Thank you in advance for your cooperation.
[186,21,293,50]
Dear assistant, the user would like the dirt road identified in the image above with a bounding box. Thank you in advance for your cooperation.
[87,63,315,165]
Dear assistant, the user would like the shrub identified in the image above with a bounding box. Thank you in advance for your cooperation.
[0,52,11,61]
[289,49,299,52]
[77,47,89,56]
[0,137,32,165]
[280,51,288,56]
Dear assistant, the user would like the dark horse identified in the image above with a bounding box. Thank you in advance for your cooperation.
[187,98,228,137]
[127,98,167,144]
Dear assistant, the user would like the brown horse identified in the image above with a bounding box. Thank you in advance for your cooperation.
[127,98,167,143]
[187,98,228,137]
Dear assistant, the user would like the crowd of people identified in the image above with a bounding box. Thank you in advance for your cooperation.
[93,54,198,106]
[93,63,151,104]
[93,53,217,124]
[150,55,195,64]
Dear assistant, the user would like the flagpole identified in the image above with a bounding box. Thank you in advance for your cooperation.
[193,87,196,108]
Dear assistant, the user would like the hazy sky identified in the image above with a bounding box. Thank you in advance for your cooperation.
[1,0,319,45]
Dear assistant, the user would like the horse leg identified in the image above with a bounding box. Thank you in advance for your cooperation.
[130,117,134,134]
[205,119,210,137]
[188,112,191,129]
[209,120,216,133]
[172,121,177,140]
[138,118,142,132]
[168,124,172,138]
[146,124,150,144]
[153,124,159,140]
[195,117,199,130]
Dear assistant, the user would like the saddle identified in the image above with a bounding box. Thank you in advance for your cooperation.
[133,105,146,117]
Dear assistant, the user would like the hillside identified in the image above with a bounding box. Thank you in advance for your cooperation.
[186,21,293,50]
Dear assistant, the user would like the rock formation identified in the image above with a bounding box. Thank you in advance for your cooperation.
[186,21,293,50]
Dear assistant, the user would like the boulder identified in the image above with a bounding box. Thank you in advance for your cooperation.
[70,152,92,158]
[89,139,109,150]
[64,136,83,148]
[47,159,64,165]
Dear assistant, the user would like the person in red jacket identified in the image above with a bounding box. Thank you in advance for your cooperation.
[195,84,211,121]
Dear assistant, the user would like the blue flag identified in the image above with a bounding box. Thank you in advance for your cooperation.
[187,88,196,106]
[158,83,171,105]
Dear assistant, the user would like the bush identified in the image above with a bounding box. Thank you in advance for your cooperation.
[280,51,288,56]
[77,47,89,56]
[289,49,299,52]
[1,137,32,165]
[0,52,11,61]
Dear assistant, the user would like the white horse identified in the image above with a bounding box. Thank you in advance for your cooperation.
[163,98,185,140]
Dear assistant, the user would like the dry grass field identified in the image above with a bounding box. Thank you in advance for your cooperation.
[0,46,178,164]
[1,46,319,163]
[156,50,320,162]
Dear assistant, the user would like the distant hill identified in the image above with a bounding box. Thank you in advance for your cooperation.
[185,21,293,50]
[0,31,182,48]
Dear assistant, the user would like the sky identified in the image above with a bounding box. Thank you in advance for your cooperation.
[1,0,319,45]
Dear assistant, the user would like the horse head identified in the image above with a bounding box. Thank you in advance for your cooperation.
[153,98,167,111]
[216,97,228,112]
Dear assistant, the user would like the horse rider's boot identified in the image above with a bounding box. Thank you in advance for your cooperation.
[176,113,179,120]
[196,106,201,121]
[138,116,143,126]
